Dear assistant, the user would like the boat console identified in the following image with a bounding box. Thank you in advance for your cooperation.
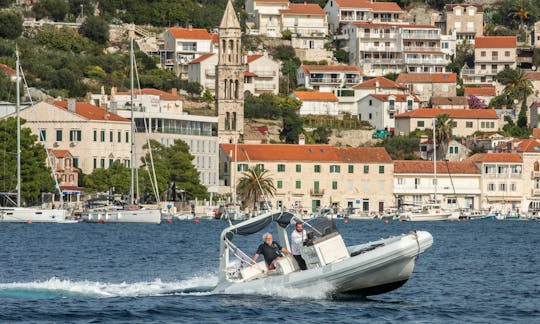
[301,220,350,269]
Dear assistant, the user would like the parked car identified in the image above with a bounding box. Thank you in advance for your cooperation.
[372,129,391,139]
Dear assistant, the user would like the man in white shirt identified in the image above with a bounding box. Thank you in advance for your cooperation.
[291,221,307,270]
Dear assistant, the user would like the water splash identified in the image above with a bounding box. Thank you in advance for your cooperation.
[0,275,218,299]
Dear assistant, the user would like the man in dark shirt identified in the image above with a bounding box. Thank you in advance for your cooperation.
[252,232,291,270]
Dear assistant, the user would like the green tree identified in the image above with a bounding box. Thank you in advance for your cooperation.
[435,114,454,161]
[79,16,110,45]
[237,165,276,210]
[68,0,95,18]
[333,49,349,63]
[32,0,69,21]
[84,161,131,193]
[0,70,16,102]
[0,118,56,206]
[140,139,208,200]
[0,10,23,39]
[311,127,331,144]
[185,81,203,97]
[280,108,303,143]
[374,135,420,160]
[497,67,533,105]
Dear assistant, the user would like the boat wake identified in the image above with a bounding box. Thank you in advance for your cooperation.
[0,275,218,299]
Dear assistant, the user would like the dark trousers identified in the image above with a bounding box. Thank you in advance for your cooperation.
[293,254,307,270]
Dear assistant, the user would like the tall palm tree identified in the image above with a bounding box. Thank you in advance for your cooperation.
[435,114,454,161]
[497,67,533,105]
[236,165,276,210]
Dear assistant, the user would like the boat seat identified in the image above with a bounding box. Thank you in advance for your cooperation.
[274,255,300,275]
[240,261,267,281]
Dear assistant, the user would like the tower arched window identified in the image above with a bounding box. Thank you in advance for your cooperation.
[535,161,540,172]
[224,79,228,99]
[235,79,239,99]
[228,39,234,62]
[225,112,230,130]
[233,112,237,131]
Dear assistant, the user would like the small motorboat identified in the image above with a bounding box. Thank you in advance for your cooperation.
[214,210,433,296]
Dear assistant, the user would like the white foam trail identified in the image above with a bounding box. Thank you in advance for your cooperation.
[0,275,218,298]
[220,280,335,300]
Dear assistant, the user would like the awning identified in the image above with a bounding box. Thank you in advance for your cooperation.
[224,211,295,241]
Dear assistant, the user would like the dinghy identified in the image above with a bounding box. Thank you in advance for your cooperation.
[214,210,433,296]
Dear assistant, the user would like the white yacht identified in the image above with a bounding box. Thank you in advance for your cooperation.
[397,203,453,222]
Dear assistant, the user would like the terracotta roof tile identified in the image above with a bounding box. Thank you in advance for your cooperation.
[466,153,523,163]
[294,91,338,101]
[512,138,540,153]
[247,54,264,63]
[115,88,183,100]
[48,149,71,158]
[525,71,540,81]
[335,0,402,12]
[244,71,257,77]
[395,108,498,119]
[220,144,392,163]
[396,73,456,83]
[302,64,362,74]
[475,36,517,48]
[280,3,325,15]
[210,33,219,43]
[534,128,540,139]
[188,53,215,64]
[0,63,16,76]
[394,160,480,174]
[464,87,496,96]
[370,94,419,102]
[353,76,405,89]
[168,27,212,40]
[53,101,129,122]
[430,96,469,106]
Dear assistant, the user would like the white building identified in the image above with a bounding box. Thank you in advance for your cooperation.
[324,0,404,33]
[358,93,419,130]
[292,91,339,116]
[297,64,362,92]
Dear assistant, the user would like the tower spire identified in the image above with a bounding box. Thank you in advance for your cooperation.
[220,0,240,29]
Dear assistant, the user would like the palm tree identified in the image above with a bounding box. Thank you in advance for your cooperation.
[497,67,533,105]
[236,165,276,210]
[435,114,454,161]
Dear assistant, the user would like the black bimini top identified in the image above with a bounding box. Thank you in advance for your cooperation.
[225,211,295,241]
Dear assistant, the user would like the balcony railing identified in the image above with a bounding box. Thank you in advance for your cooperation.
[310,78,343,84]
[345,78,360,84]
[362,46,399,52]
[403,46,441,52]
[205,69,215,76]
[255,83,275,90]
[404,58,448,65]
[360,33,397,39]
[310,189,325,197]
[361,58,404,64]
[401,33,440,40]
[252,70,276,77]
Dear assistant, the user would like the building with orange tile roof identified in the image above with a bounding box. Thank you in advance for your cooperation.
[464,86,497,108]
[394,160,481,210]
[292,91,339,116]
[396,73,457,103]
[324,0,404,33]
[358,93,419,130]
[47,149,80,196]
[162,26,217,78]
[462,36,517,85]
[219,143,394,213]
[395,108,499,137]
[3,99,131,174]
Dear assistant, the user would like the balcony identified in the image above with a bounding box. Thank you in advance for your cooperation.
[310,189,325,197]
[532,171,540,178]
[310,77,343,84]
[361,58,404,65]
[362,46,399,52]
[461,67,475,75]
[205,69,215,77]
[345,77,360,84]
[533,188,540,196]
[404,58,448,65]
[252,70,276,77]
[401,32,440,40]
[403,46,441,52]
[255,83,275,90]
[360,33,397,40]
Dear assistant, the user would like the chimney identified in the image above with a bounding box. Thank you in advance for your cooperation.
[100,103,108,111]
[299,134,306,145]
[104,113,110,120]
[188,24,192,31]
[67,98,76,113]
[375,80,380,92]
[171,88,177,96]
[111,87,117,98]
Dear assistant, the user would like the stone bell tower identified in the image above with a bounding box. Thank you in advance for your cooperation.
[216,0,244,144]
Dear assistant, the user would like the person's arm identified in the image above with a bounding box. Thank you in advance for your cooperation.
[281,247,291,254]
[252,253,260,263]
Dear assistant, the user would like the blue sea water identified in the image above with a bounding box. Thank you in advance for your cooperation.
[0,219,539,323]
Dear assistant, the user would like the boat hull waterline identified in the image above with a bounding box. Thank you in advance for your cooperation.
[82,209,161,224]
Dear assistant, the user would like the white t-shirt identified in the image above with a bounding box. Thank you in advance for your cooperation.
[291,229,306,255]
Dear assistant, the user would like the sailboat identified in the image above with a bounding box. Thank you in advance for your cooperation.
[81,39,161,224]
[0,49,67,223]
[397,119,452,222]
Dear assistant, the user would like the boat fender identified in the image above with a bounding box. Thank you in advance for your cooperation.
[26,220,32,224]
[412,230,421,257]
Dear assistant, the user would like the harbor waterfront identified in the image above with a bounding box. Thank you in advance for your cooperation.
[0,220,538,322]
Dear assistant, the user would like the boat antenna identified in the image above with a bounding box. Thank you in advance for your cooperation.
[16,45,20,207]
[433,118,437,203]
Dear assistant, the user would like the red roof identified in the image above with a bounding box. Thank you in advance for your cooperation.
[247,54,264,63]
[0,63,16,76]
[294,91,338,101]
[244,71,258,77]
[396,73,456,83]
[464,87,496,96]
[512,138,540,153]
[302,64,362,74]
[335,0,402,12]
[466,153,522,163]
[48,149,71,158]
[280,3,325,15]
[525,71,540,81]
[445,4,483,12]
[395,108,498,119]
[370,94,419,102]
[353,76,405,89]
[188,53,215,64]
[53,101,129,122]
[115,88,183,100]
[475,36,517,48]
[168,27,212,40]
[210,33,219,44]
[220,144,392,163]
[394,160,480,174]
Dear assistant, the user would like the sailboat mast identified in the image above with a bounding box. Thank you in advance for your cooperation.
[433,118,437,202]
[130,38,135,205]
[15,47,21,207]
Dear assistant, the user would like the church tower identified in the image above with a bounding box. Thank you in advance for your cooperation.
[216,0,244,144]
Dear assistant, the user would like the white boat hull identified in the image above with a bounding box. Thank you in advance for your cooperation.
[215,231,433,296]
[82,209,161,224]
[398,212,451,222]
[0,207,67,223]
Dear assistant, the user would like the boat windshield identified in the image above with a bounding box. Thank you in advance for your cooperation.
[303,218,339,244]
